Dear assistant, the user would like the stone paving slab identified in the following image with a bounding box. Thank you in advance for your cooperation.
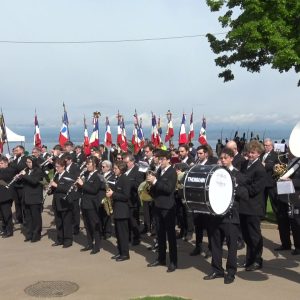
[0,197,299,300]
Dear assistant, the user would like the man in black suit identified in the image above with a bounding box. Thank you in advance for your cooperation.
[178,144,195,166]
[260,138,279,216]
[190,145,215,257]
[240,140,266,271]
[204,148,248,284]
[276,153,300,255]
[123,154,144,245]
[147,150,178,272]
[65,153,81,235]
[74,146,86,167]
[10,145,27,224]
[226,140,245,171]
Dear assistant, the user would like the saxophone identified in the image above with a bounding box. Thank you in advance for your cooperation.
[101,180,114,216]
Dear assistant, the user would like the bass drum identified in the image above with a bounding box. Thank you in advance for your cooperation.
[183,164,234,215]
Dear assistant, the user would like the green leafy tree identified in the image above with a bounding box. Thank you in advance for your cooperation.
[206,0,300,85]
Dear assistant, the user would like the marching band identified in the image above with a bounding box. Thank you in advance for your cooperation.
[0,130,300,285]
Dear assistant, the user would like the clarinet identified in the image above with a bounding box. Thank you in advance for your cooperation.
[6,167,28,188]
[42,171,58,202]
[63,167,87,200]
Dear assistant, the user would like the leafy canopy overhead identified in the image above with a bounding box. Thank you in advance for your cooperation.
[206,0,300,85]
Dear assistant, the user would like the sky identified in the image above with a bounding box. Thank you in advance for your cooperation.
[0,0,299,142]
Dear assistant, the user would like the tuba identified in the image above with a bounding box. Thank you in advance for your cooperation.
[138,170,156,202]
[101,180,114,216]
[279,121,300,180]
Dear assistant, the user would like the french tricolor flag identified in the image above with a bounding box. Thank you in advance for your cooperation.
[59,105,69,147]
[178,113,188,144]
[34,111,42,149]
[104,117,112,147]
[90,115,100,148]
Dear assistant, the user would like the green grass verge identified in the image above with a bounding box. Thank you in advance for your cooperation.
[131,297,189,300]
[265,198,277,223]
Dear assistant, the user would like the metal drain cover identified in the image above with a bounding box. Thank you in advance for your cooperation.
[24,281,79,298]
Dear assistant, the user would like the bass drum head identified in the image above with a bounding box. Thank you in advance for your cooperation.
[207,167,234,215]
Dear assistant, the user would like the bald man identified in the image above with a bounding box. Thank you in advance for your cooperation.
[226,140,245,171]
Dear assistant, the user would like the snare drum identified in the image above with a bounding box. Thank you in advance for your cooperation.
[183,164,234,215]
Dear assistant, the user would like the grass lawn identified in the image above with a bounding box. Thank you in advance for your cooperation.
[265,198,277,223]
[131,297,189,300]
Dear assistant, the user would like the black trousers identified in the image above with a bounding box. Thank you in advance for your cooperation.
[240,214,263,265]
[210,221,239,276]
[82,208,101,251]
[193,213,211,250]
[277,201,292,248]
[128,206,140,242]
[115,218,129,256]
[175,198,193,235]
[98,206,112,236]
[290,214,300,249]
[142,201,153,231]
[24,204,42,241]
[0,200,13,235]
[13,187,24,223]
[54,209,73,246]
[154,206,177,265]
[72,199,81,234]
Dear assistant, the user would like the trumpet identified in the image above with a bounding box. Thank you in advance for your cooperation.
[40,155,54,167]
[6,167,28,188]
[101,180,114,216]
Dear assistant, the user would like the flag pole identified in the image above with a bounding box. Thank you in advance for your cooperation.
[1,108,10,155]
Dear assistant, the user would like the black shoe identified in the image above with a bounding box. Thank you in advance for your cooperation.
[274,246,291,251]
[203,272,224,280]
[90,249,100,255]
[245,262,262,271]
[132,240,140,246]
[147,243,158,251]
[224,274,235,284]
[291,248,300,255]
[104,234,112,240]
[237,240,245,250]
[203,250,212,259]
[2,233,13,238]
[190,247,201,256]
[63,243,72,248]
[111,254,120,259]
[116,255,130,262]
[167,263,177,273]
[147,260,166,267]
[80,246,93,252]
[52,242,63,247]
[31,238,41,243]
[24,237,32,242]
[237,262,248,268]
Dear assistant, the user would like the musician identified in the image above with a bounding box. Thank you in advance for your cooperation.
[77,156,104,254]
[31,147,44,166]
[50,158,74,248]
[21,156,44,243]
[147,150,177,272]
[177,145,195,241]
[239,140,266,271]
[276,152,300,254]
[260,138,279,216]
[106,160,131,261]
[99,160,115,239]
[226,140,245,171]
[65,154,81,235]
[190,145,215,257]
[74,145,86,166]
[63,141,77,163]
[204,148,248,284]
[141,144,155,234]
[46,145,64,170]
[123,154,144,245]
[226,140,246,249]
[41,145,51,160]
[10,145,27,224]
[178,144,195,166]
[0,156,15,237]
